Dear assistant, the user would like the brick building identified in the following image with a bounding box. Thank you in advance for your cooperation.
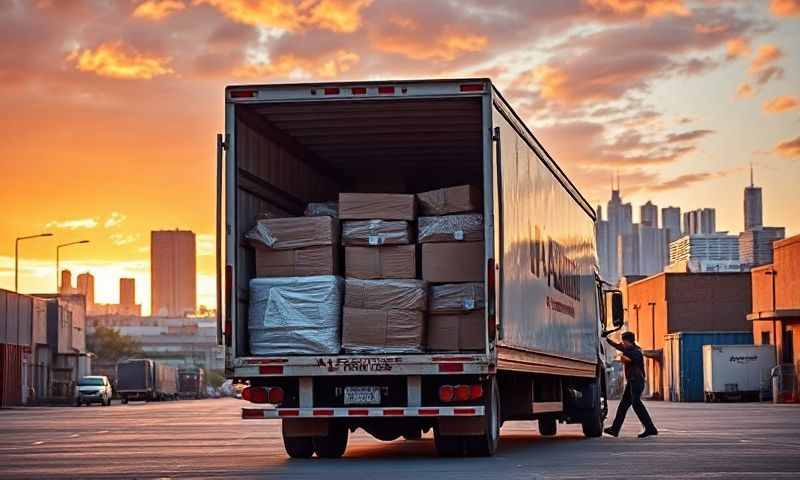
[624,272,752,398]
[748,234,800,401]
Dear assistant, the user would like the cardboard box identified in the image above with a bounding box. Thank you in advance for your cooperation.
[255,245,338,277]
[418,214,483,243]
[428,310,485,351]
[342,307,425,353]
[342,220,413,246]
[430,282,485,313]
[304,202,338,218]
[345,278,428,311]
[346,245,417,279]
[417,185,481,216]
[421,242,484,283]
[247,216,337,250]
[339,193,416,220]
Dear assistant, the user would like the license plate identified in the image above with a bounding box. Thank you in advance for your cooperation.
[344,386,381,405]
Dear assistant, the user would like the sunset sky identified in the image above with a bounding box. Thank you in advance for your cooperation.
[1,0,798,313]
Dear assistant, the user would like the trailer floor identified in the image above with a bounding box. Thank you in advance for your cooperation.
[1,398,798,479]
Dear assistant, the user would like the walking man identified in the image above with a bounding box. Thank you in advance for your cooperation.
[604,331,659,438]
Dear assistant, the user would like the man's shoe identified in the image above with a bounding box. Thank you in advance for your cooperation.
[638,429,658,438]
[603,427,619,437]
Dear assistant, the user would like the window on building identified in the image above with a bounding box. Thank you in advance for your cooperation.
[761,331,771,345]
[783,329,794,364]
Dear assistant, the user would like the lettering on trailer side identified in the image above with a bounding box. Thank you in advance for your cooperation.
[530,225,581,302]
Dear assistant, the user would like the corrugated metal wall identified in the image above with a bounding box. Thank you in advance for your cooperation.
[0,289,34,347]
[0,343,23,408]
[664,331,753,402]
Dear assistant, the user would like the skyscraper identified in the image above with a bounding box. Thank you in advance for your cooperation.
[744,166,763,232]
[151,230,196,317]
[120,278,136,306]
[668,233,740,272]
[59,269,73,294]
[739,227,785,268]
[683,208,716,235]
[640,201,658,228]
[77,272,95,307]
[662,206,682,242]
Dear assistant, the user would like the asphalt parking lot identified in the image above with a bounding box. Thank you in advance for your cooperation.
[1,398,798,479]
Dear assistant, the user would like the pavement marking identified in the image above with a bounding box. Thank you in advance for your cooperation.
[32,441,44,445]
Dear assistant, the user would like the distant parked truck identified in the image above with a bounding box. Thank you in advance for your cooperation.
[117,359,178,403]
[178,366,206,399]
[703,345,776,402]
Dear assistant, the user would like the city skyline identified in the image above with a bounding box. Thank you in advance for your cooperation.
[1,1,798,309]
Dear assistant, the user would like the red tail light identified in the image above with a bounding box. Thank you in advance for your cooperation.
[351,87,367,95]
[470,384,484,400]
[454,385,471,402]
[487,258,496,341]
[439,385,455,402]
[230,89,257,98]
[243,386,268,403]
[378,86,395,94]
[438,363,464,373]
[324,87,340,95]
[259,365,283,375]
[460,83,484,92]
[267,387,284,404]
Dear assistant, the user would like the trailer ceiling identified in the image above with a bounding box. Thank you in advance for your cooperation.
[240,96,484,192]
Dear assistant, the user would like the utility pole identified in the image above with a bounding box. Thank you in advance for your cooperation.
[15,233,54,292]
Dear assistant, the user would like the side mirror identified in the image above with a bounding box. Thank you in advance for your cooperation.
[611,292,624,328]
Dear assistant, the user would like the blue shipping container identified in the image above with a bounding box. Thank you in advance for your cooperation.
[664,331,753,402]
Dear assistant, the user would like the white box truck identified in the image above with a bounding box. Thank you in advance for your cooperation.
[703,344,776,402]
[215,79,624,458]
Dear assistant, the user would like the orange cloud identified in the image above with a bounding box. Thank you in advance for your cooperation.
[583,0,689,17]
[725,37,749,59]
[770,0,800,17]
[736,82,753,98]
[532,65,570,101]
[750,44,782,72]
[372,29,487,61]
[196,0,372,33]
[763,95,799,113]
[133,0,186,20]
[775,136,800,158]
[233,49,359,78]
[67,41,174,79]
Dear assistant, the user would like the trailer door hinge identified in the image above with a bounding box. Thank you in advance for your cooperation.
[491,126,500,142]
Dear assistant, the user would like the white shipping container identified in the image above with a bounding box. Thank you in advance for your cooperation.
[703,344,776,401]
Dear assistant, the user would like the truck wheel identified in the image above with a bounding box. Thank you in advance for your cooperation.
[121,397,128,405]
[282,423,314,459]
[433,429,463,457]
[581,375,604,438]
[464,378,500,457]
[538,417,557,436]
[313,422,348,458]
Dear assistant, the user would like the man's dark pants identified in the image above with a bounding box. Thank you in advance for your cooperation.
[610,377,657,432]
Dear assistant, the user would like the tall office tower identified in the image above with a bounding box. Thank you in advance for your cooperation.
[151,230,197,317]
[744,166,763,232]
[596,219,610,280]
[662,206,682,242]
[120,278,136,306]
[77,272,95,307]
[739,227,785,269]
[618,224,641,277]
[683,208,716,235]
[640,201,658,228]
[638,225,668,275]
[60,269,73,294]
[606,189,623,284]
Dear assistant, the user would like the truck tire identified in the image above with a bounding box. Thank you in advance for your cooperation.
[313,422,348,458]
[464,378,500,457]
[282,423,314,459]
[538,417,557,436]
[121,397,128,405]
[581,374,604,438]
[434,429,463,457]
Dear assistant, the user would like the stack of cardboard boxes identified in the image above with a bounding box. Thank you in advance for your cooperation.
[339,193,427,353]
[418,185,486,351]
[245,184,486,356]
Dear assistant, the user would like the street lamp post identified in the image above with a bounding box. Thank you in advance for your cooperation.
[648,301,657,350]
[632,304,641,337]
[56,240,91,292]
[765,268,779,365]
[15,233,54,292]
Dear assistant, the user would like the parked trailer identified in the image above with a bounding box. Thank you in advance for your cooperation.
[703,345,776,402]
[218,79,624,458]
[117,359,178,403]
[178,366,206,399]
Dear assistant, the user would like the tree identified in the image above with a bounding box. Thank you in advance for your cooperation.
[87,326,144,364]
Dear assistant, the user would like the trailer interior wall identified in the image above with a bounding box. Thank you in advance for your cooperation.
[491,100,599,364]
[233,97,484,356]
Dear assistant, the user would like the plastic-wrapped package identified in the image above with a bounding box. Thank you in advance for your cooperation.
[342,307,425,354]
[246,216,337,250]
[418,214,484,243]
[248,276,343,355]
[342,220,412,246]
[430,283,485,313]
[304,202,338,218]
[345,278,428,311]
[417,185,481,215]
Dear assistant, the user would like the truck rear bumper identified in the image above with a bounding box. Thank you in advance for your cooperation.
[242,405,485,419]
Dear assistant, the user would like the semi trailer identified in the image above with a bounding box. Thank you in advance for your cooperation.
[216,78,624,458]
[178,366,207,399]
[117,359,178,403]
